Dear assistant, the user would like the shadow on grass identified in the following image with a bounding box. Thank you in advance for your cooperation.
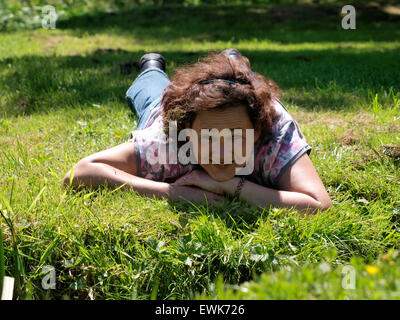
[167,197,270,234]
[1,45,399,117]
[54,4,400,44]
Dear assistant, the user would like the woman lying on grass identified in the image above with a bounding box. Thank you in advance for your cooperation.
[62,49,332,214]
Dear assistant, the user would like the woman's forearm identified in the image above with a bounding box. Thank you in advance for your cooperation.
[221,177,327,214]
[63,161,169,197]
[62,161,223,204]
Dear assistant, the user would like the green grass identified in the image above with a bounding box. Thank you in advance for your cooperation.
[200,249,400,299]
[0,4,399,300]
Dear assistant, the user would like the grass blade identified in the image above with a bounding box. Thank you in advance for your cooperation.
[27,187,46,214]
[0,224,5,298]
[36,235,61,273]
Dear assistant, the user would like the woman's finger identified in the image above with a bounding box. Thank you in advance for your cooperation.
[172,176,189,185]
[172,171,197,186]
[206,193,225,204]
[171,180,182,186]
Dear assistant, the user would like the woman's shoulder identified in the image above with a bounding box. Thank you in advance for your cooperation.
[129,116,193,182]
[252,98,312,187]
[270,97,295,129]
[130,115,164,143]
[254,98,299,147]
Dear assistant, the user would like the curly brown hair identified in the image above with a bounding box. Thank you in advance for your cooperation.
[160,51,280,139]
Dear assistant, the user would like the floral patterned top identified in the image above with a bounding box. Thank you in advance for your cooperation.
[129,98,312,188]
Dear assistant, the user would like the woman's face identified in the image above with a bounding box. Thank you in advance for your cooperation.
[189,104,260,182]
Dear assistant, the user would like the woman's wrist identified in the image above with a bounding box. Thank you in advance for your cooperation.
[220,177,244,198]
[165,182,179,200]
[166,183,198,201]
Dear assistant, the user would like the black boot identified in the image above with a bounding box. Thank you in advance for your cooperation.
[139,53,166,73]
[220,48,260,86]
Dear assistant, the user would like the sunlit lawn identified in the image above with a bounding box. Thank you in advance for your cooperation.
[0,4,399,299]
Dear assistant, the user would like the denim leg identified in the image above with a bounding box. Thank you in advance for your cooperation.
[125,67,170,130]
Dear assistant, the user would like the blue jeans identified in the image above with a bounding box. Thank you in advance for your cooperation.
[125,67,170,130]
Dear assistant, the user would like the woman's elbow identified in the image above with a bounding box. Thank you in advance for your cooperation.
[61,159,89,189]
[319,193,333,211]
[300,197,332,215]
[311,197,333,214]
[322,198,333,211]
[62,169,72,189]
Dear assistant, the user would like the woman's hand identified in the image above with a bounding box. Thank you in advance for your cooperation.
[172,169,227,195]
[167,184,225,205]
